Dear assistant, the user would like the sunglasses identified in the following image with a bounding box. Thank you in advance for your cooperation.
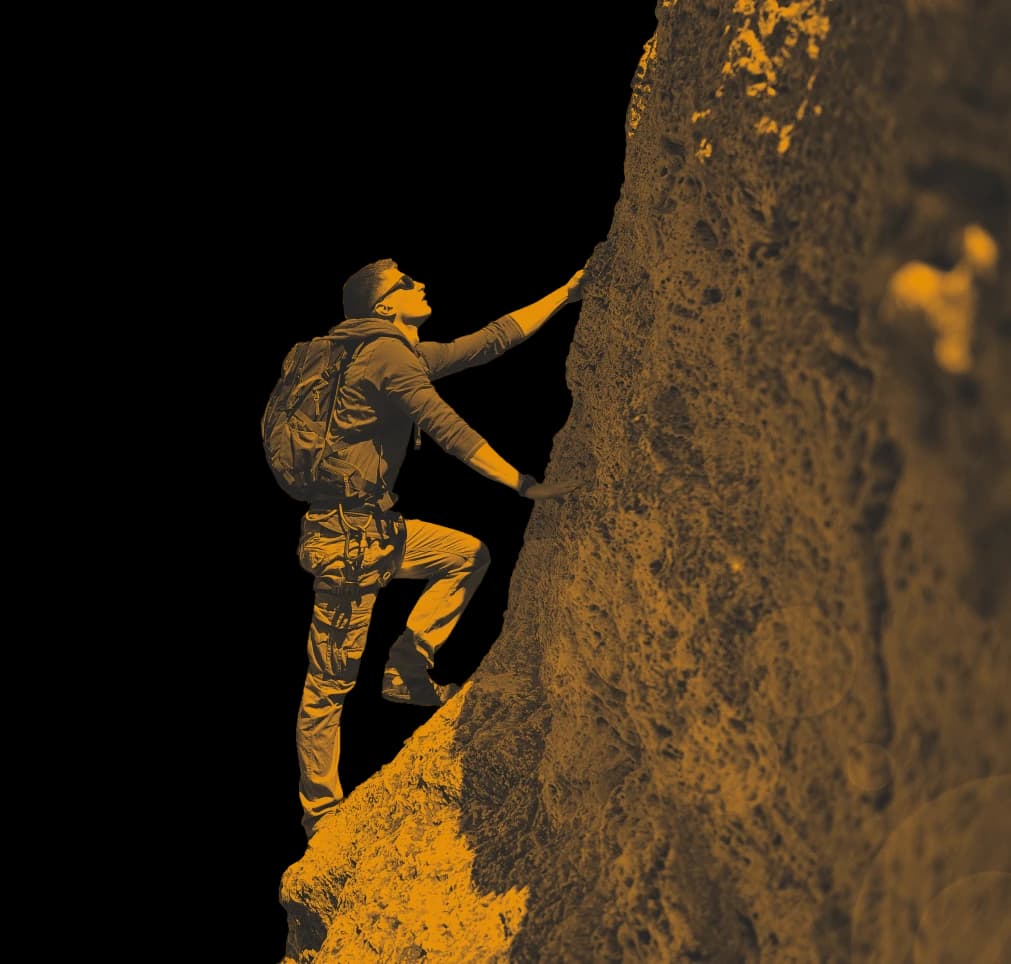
[373,274,415,306]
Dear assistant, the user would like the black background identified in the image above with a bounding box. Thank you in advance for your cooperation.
[174,6,658,960]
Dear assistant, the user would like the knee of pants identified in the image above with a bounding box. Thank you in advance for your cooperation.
[300,673,357,718]
[470,540,491,576]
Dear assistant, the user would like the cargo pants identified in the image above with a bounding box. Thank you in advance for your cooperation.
[295,505,490,837]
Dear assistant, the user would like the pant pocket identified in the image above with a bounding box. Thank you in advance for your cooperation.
[298,532,332,574]
[362,512,407,587]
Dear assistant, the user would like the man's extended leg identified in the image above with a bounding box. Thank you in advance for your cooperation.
[382,519,490,704]
[297,588,376,838]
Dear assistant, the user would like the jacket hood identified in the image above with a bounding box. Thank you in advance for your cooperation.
[327,317,413,347]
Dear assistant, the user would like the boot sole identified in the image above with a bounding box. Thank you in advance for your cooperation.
[382,668,459,706]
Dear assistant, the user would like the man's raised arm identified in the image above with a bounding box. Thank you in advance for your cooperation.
[507,268,585,338]
[419,267,587,380]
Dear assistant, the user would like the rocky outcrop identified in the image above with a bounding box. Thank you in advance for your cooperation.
[281,1,1011,960]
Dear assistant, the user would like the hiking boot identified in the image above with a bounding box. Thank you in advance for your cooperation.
[381,630,460,706]
[381,665,460,705]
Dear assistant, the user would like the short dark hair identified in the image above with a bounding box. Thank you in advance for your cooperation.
[342,259,397,318]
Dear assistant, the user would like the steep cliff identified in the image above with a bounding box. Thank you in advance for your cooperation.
[280,1,1010,960]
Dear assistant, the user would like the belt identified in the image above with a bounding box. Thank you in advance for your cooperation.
[308,497,377,513]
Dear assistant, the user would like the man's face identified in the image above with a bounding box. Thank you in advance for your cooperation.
[374,267,431,325]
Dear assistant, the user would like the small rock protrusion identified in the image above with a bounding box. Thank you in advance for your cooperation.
[881,223,999,374]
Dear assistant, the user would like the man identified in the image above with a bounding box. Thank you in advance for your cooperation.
[292,258,583,837]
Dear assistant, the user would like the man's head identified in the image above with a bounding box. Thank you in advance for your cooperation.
[342,259,431,326]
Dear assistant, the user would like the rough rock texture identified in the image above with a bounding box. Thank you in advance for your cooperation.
[281,1,1011,960]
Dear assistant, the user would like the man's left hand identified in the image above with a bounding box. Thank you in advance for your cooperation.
[520,477,583,501]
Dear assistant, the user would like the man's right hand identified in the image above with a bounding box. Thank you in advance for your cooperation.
[565,267,587,303]
[518,475,582,500]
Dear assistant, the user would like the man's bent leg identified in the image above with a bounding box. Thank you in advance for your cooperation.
[400,519,491,656]
[382,519,490,705]
[297,588,375,837]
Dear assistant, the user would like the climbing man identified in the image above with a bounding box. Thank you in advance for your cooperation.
[267,258,584,837]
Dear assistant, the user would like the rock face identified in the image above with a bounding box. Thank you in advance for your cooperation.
[281,1,1011,960]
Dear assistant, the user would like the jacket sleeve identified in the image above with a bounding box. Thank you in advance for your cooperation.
[416,314,526,381]
[368,338,487,461]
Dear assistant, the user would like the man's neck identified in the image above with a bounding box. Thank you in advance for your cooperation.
[392,318,420,348]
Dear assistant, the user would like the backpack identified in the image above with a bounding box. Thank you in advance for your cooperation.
[261,328,396,503]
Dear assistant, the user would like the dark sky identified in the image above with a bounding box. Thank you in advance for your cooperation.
[178,6,658,960]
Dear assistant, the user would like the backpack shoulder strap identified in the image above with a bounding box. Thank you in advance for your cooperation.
[317,329,399,444]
